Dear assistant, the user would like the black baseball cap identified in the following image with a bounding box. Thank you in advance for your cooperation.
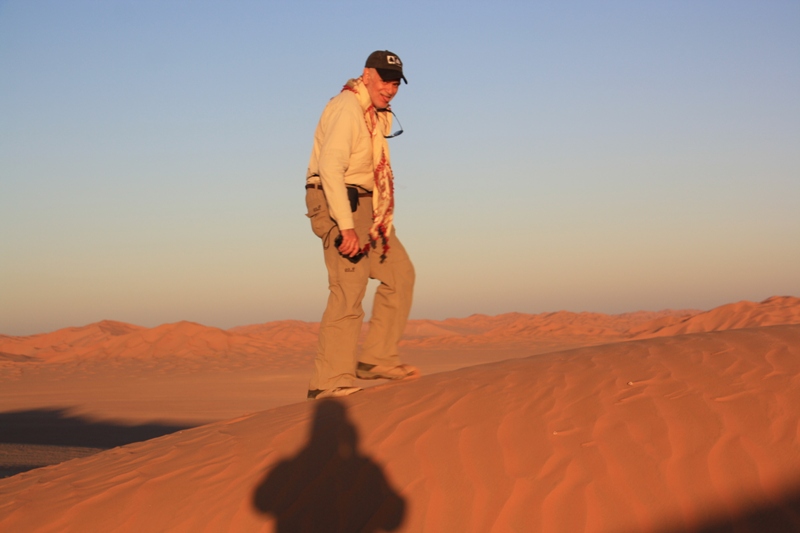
[365,50,407,84]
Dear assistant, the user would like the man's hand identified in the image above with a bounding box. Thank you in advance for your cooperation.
[337,229,361,257]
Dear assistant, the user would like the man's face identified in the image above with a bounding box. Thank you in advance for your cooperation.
[363,68,400,110]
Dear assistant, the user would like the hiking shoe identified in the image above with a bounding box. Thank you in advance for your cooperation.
[307,387,363,400]
[356,362,420,380]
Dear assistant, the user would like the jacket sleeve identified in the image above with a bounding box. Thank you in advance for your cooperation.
[318,100,362,231]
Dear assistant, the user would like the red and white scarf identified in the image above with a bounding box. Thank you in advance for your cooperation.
[342,77,394,262]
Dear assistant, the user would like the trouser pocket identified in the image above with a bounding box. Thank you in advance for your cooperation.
[305,189,336,240]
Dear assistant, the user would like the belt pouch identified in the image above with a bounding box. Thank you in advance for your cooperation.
[346,186,359,212]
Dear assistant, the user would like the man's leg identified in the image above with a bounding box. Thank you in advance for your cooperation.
[307,188,370,391]
[359,229,415,368]
[312,245,369,390]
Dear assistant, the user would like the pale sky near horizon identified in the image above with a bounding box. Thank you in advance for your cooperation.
[1,1,798,336]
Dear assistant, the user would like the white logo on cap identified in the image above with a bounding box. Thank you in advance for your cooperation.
[387,55,401,66]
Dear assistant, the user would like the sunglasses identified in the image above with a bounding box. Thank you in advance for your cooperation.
[379,109,403,139]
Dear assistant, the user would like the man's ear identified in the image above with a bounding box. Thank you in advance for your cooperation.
[362,67,373,84]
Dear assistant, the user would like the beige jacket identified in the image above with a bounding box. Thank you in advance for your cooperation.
[306,91,374,231]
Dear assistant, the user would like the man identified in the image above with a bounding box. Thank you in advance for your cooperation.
[304,50,418,400]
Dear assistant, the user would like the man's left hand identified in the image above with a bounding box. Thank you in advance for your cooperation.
[337,228,361,257]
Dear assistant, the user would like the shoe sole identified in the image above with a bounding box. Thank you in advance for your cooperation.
[356,365,420,381]
[307,387,363,400]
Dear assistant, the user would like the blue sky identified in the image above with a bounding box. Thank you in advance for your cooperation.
[1,1,798,335]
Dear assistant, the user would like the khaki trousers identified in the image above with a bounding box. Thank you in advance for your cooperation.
[305,187,415,391]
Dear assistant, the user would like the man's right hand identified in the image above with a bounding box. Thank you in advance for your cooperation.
[337,229,361,257]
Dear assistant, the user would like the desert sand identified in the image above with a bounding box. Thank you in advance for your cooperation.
[1,296,799,532]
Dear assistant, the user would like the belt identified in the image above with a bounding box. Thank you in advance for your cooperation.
[306,183,373,197]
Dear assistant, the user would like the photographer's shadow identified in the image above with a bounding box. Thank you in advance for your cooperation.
[252,399,406,532]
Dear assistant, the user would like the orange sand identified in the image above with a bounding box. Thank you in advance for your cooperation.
[1,296,799,531]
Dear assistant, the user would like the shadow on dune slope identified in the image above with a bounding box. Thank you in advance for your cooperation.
[0,408,194,478]
[252,399,406,532]
[657,484,800,533]
[0,408,194,448]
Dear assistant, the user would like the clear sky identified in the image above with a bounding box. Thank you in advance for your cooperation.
[1,1,798,335]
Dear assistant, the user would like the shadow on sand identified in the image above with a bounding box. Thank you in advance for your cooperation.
[252,399,405,532]
[0,407,194,477]
[0,407,193,448]
[654,483,800,533]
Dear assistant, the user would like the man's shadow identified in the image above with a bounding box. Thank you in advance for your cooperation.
[252,399,406,532]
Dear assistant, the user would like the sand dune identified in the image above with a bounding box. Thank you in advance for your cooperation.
[0,320,144,361]
[4,297,797,364]
[629,296,800,338]
[400,310,692,349]
[0,320,312,363]
[1,296,800,531]
[1,325,799,532]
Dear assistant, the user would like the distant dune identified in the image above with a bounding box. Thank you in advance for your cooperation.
[1,296,799,532]
[628,295,800,338]
[2,296,798,362]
